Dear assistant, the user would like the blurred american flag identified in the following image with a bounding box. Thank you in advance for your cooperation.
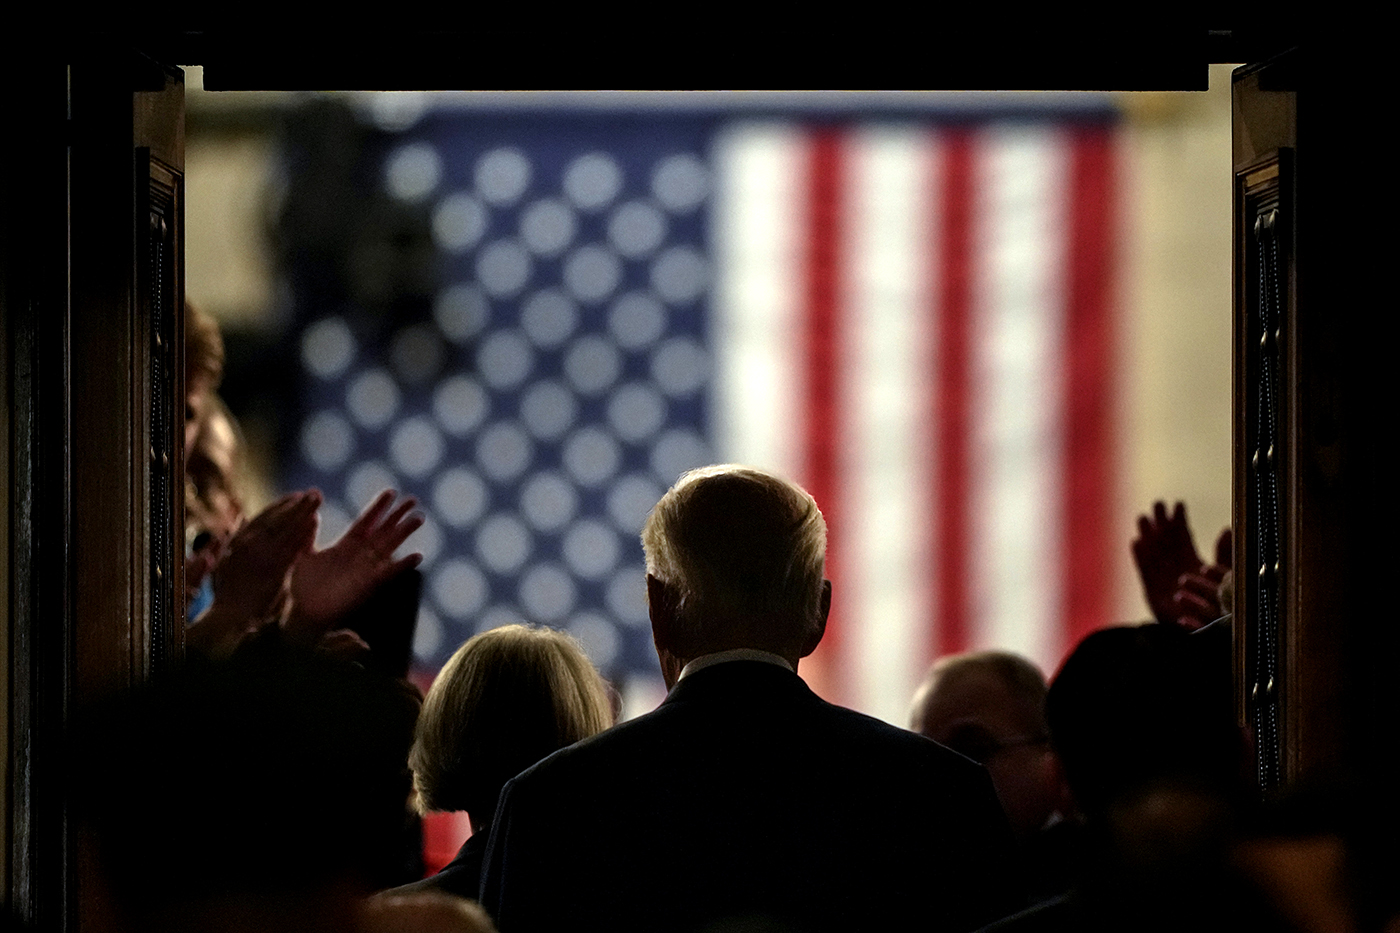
[280,96,1119,725]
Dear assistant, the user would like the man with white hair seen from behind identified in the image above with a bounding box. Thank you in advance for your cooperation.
[480,465,1023,933]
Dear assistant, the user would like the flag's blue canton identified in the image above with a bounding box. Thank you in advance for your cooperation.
[284,112,720,687]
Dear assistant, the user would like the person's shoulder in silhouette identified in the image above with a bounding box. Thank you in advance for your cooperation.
[481,465,1023,933]
[384,623,613,901]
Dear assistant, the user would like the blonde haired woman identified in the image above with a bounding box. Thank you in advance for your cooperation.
[389,624,613,900]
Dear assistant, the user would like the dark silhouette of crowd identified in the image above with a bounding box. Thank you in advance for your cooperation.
[62,455,1400,933]
[36,307,1394,932]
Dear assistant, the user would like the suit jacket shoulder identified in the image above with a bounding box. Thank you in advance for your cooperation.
[380,831,486,902]
[481,661,1022,933]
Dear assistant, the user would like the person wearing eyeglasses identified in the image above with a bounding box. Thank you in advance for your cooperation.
[910,650,1075,902]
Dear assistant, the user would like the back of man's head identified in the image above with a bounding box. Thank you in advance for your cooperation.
[1047,624,1241,819]
[642,465,827,658]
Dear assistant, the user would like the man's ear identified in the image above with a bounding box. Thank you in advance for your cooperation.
[797,580,831,658]
[647,574,687,689]
[647,574,677,646]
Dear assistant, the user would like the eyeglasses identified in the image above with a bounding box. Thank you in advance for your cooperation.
[942,723,1050,766]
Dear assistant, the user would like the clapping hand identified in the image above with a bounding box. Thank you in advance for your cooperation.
[1172,527,1233,631]
[186,490,321,659]
[1132,501,1205,626]
[287,489,424,643]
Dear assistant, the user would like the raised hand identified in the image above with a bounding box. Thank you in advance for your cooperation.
[1172,565,1227,630]
[1172,527,1234,630]
[1131,501,1205,626]
[1212,526,1233,571]
[186,490,321,659]
[287,489,424,642]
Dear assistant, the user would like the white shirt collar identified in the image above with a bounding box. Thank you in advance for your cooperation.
[677,648,794,682]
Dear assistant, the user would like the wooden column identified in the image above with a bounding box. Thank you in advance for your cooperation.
[1233,48,1397,792]
[6,48,185,932]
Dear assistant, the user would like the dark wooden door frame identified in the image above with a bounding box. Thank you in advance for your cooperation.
[5,49,185,931]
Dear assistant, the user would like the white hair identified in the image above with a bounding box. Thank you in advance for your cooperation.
[641,465,827,650]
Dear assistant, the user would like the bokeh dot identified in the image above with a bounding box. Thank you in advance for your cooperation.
[434,284,490,344]
[607,383,667,442]
[390,416,445,477]
[477,606,522,635]
[563,245,622,303]
[651,246,709,304]
[563,520,620,579]
[608,201,668,258]
[477,330,535,390]
[434,468,489,528]
[563,152,623,211]
[476,422,533,481]
[412,606,443,662]
[432,559,488,619]
[609,293,667,349]
[651,336,710,397]
[519,564,577,621]
[408,513,444,569]
[651,152,710,213]
[384,143,443,202]
[433,376,489,436]
[520,381,578,441]
[301,317,356,380]
[476,148,532,205]
[564,337,621,396]
[346,368,401,429]
[608,474,665,533]
[520,472,579,532]
[520,290,579,348]
[301,411,354,471]
[563,427,622,487]
[316,500,352,549]
[569,613,620,668]
[365,92,429,133]
[476,240,532,298]
[650,428,711,484]
[345,460,399,511]
[476,514,532,573]
[432,192,488,253]
[520,198,577,256]
[607,567,650,626]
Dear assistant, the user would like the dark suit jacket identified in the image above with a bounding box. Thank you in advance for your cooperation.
[480,660,1023,933]
[381,831,485,902]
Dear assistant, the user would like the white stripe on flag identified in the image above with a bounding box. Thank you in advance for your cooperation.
[969,125,1069,676]
[843,126,939,724]
[712,123,805,482]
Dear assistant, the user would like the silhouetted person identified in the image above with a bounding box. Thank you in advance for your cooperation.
[71,647,420,933]
[910,651,1064,842]
[480,465,1022,933]
[361,891,498,933]
[982,623,1253,933]
[910,651,1075,901]
[386,624,612,900]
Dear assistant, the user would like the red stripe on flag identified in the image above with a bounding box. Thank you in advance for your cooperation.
[935,131,975,658]
[802,129,845,700]
[1061,126,1116,660]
